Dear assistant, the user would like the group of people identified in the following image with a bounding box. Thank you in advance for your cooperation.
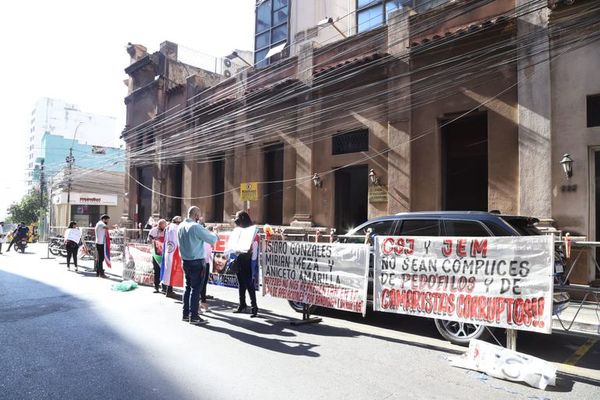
[61,214,111,277]
[145,206,259,325]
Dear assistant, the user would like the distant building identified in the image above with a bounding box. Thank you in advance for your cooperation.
[50,167,126,229]
[27,97,119,188]
[33,132,124,183]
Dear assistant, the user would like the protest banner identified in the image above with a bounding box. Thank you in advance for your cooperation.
[261,240,369,315]
[373,236,554,333]
[123,243,155,286]
[209,232,240,288]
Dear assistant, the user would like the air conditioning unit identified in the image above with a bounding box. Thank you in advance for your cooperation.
[221,50,253,78]
[221,58,243,78]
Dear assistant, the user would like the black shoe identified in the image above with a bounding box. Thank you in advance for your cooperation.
[250,308,258,318]
[233,306,247,314]
[189,316,208,325]
[153,289,161,293]
[182,314,189,321]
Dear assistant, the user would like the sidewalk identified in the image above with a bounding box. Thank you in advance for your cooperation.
[553,302,600,337]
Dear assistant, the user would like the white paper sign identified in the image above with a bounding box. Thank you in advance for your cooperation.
[373,236,554,333]
[225,226,257,253]
[261,240,369,315]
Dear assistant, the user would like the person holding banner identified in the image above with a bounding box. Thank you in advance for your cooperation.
[161,216,182,298]
[178,206,218,325]
[231,211,260,317]
[148,219,167,293]
[94,214,110,278]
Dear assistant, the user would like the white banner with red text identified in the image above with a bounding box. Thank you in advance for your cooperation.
[373,236,554,333]
[261,240,369,315]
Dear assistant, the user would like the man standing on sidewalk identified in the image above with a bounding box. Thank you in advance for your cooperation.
[177,206,218,325]
[95,214,110,278]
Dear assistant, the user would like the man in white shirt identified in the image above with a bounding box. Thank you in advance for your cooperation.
[95,214,110,278]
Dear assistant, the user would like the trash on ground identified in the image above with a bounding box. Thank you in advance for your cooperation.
[449,339,556,390]
[111,280,139,292]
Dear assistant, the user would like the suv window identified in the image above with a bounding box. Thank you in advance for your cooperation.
[501,217,541,236]
[363,220,397,236]
[444,220,489,236]
[398,220,440,236]
[482,221,512,236]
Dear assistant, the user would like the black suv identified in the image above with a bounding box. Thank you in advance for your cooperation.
[337,211,570,345]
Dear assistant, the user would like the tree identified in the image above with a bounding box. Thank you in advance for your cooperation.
[6,189,47,225]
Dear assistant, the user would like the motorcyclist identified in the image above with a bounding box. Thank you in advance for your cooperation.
[7,222,29,251]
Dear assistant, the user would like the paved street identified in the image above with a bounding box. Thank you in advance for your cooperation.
[1,244,599,400]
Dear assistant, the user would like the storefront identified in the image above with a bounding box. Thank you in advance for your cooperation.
[52,192,122,228]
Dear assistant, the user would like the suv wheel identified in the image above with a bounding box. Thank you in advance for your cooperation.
[288,301,316,314]
[434,319,488,345]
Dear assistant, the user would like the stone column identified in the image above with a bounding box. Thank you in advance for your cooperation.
[517,2,552,218]
[291,43,316,227]
[386,10,412,213]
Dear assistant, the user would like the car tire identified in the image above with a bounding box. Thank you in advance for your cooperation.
[434,319,489,346]
[288,300,316,314]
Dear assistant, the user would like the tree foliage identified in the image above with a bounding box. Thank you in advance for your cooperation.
[6,189,47,224]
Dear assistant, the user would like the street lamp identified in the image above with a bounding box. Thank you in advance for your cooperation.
[312,173,323,188]
[560,154,573,179]
[369,169,380,186]
[225,51,252,67]
[318,17,347,38]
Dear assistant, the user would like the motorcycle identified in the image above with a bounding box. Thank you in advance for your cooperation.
[14,237,28,253]
[48,236,67,257]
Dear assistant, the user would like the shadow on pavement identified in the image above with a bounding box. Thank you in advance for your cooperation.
[0,269,191,400]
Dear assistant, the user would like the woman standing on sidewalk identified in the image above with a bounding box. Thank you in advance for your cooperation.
[64,221,82,272]
[232,211,259,317]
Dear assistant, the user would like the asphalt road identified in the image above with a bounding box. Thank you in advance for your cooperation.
[1,244,599,400]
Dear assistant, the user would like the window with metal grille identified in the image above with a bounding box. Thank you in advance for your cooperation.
[587,94,600,127]
[332,129,369,155]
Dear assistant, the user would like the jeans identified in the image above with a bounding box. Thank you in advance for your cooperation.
[182,259,205,318]
[236,253,257,310]
[66,241,78,268]
[152,257,161,290]
[96,244,105,276]
[200,262,210,302]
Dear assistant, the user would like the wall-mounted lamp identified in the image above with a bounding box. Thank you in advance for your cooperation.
[368,169,380,186]
[312,173,322,188]
[317,17,347,38]
[560,153,573,179]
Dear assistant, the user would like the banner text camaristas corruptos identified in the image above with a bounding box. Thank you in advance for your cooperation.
[373,236,554,333]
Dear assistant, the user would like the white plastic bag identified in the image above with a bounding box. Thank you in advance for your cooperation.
[449,339,556,390]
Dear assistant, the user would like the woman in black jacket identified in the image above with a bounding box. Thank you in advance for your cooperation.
[232,211,259,317]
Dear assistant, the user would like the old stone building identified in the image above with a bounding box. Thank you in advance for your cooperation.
[122,0,599,282]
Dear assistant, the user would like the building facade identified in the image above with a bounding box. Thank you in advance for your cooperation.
[123,0,600,283]
[27,97,119,188]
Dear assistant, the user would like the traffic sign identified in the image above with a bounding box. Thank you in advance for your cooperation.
[240,182,258,201]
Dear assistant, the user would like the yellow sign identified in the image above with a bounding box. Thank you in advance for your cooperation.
[240,182,258,201]
[368,185,388,203]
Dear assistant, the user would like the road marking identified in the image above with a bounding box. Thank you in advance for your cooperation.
[564,339,597,366]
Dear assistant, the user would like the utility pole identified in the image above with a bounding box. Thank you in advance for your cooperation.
[65,148,74,226]
[39,159,46,239]
[65,122,83,226]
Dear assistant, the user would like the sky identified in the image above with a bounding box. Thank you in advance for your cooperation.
[0,0,255,220]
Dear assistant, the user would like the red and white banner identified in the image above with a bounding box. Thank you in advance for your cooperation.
[373,236,554,333]
[261,240,369,315]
